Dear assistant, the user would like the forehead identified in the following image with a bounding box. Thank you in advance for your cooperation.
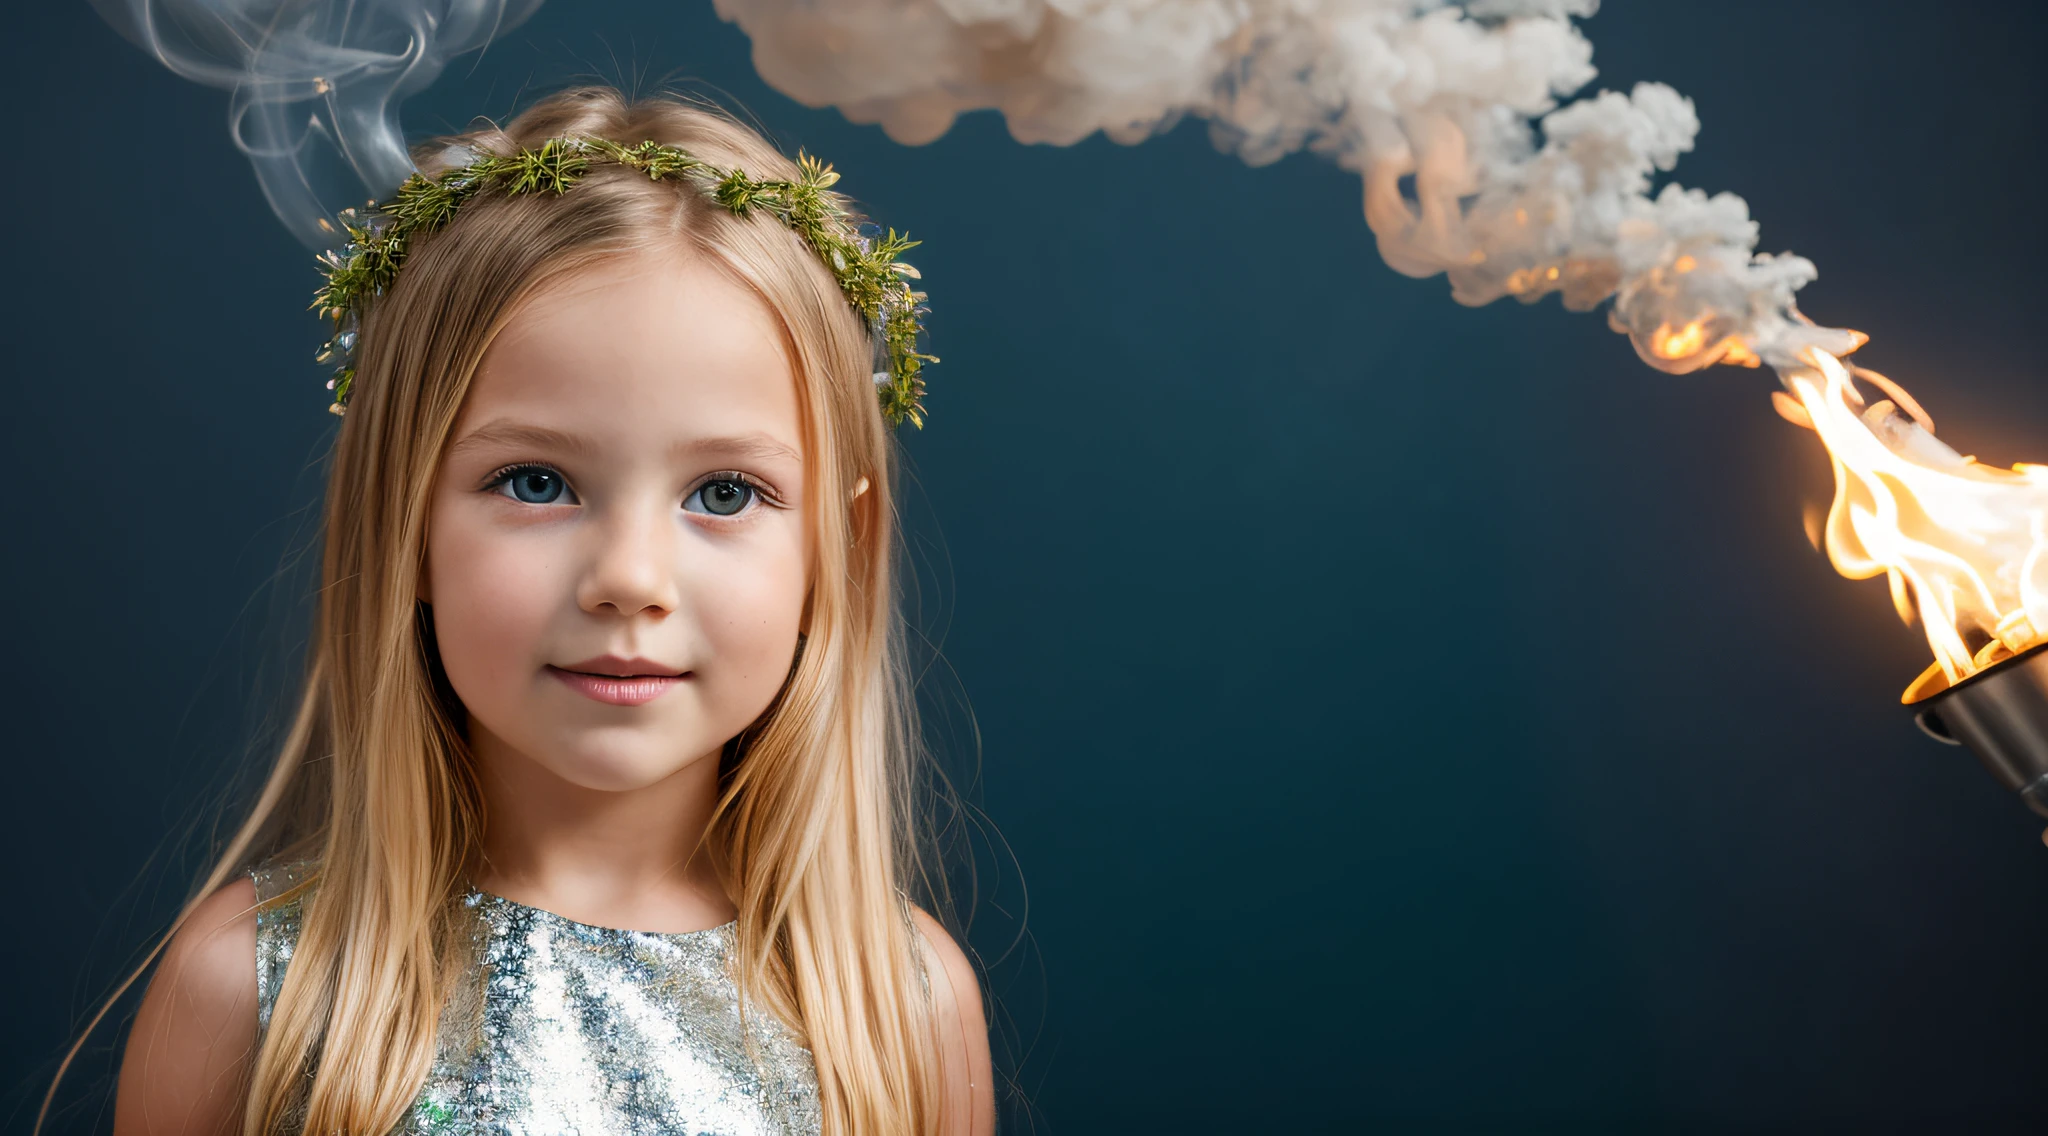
[459,250,803,451]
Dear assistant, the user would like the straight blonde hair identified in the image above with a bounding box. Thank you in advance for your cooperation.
[52,86,949,1136]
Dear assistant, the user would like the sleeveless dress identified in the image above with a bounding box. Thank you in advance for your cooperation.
[251,863,822,1135]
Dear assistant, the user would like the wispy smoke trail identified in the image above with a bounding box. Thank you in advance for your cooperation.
[91,0,1861,377]
[719,0,2048,683]
[91,0,542,249]
[713,0,1863,373]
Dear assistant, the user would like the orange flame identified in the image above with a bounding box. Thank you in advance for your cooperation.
[1652,317,1711,359]
[1648,317,1767,369]
[1720,339,1761,368]
[1775,346,2048,699]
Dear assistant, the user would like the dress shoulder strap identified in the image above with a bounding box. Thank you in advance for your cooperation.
[249,861,316,1036]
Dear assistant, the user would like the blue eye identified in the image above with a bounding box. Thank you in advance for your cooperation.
[686,477,756,517]
[490,465,575,505]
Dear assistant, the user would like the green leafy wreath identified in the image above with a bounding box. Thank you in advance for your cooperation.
[311,138,936,428]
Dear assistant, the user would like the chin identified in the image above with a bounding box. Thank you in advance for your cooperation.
[538,735,715,793]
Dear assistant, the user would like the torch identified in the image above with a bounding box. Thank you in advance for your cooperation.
[1753,344,2048,821]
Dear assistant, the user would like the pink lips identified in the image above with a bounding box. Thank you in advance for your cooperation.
[547,655,688,706]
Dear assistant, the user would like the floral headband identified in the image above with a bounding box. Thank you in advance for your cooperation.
[311,137,935,427]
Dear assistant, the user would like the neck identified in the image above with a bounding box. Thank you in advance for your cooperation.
[468,725,736,934]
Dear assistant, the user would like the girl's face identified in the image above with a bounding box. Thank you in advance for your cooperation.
[424,250,812,793]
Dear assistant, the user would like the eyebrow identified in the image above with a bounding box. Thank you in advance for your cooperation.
[445,420,598,460]
[679,432,804,467]
[447,420,802,467]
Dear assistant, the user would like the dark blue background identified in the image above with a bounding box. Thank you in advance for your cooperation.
[9,1,2048,1131]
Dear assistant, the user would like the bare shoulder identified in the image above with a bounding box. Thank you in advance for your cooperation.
[154,876,260,1007]
[910,908,995,1136]
[113,876,261,1136]
[910,908,981,1019]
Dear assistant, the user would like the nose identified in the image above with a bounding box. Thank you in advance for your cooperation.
[577,500,680,618]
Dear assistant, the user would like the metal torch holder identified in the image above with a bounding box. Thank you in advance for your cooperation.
[1911,641,2048,819]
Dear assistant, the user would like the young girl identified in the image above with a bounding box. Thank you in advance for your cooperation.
[90,86,994,1135]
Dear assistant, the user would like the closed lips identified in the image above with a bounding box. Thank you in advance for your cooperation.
[553,655,686,677]
[548,658,688,705]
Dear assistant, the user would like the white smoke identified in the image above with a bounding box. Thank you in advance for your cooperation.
[91,0,542,249]
[94,0,1864,372]
[713,0,1863,373]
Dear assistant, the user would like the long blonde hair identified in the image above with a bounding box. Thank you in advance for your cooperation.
[60,87,947,1136]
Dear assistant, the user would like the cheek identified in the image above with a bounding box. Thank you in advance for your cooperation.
[688,529,811,707]
[426,512,563,705]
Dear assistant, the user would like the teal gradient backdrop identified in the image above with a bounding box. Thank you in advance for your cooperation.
[8,1,2048,1131]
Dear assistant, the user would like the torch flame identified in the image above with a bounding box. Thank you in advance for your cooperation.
[1776,346,2048,697]
[1652,318,1711,359]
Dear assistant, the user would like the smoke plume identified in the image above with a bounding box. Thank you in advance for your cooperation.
[91,0,542,249]
[93,0,1862,373]
[713,0,1863,373]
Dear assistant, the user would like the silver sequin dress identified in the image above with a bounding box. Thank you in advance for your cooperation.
[251,863,822,1135]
